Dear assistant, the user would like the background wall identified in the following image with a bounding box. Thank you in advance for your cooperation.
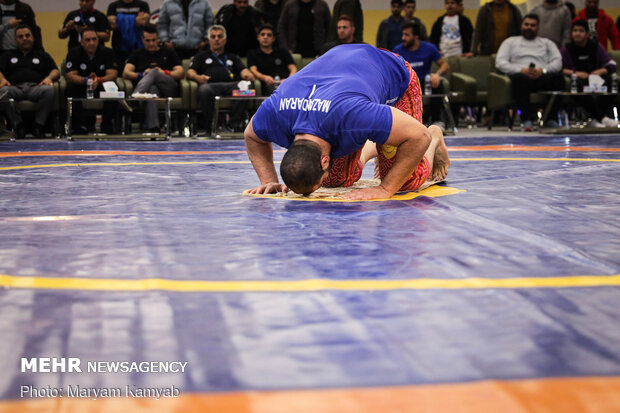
[26,0,620,65]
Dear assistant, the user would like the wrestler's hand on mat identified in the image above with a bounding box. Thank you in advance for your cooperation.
[247,182,288,194]
[345,185,391,201]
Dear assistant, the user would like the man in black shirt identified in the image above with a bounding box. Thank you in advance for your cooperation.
[560,19,618,127]
[59,0,110,51]
[0,24,58,137]
[106,0,150,70]
[214,0,264,57]
[187,25,255,135]
[247,23,296,95]
[123,27,184,132]
[64,27,118,134]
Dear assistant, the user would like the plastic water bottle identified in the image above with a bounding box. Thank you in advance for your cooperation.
[612,73,618,94]
[274,75,281,89]
[86,78,94,99]
[570,72,578,93]
[424,74,432,95]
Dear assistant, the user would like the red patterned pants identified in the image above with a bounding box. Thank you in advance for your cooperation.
[322,58,431,191]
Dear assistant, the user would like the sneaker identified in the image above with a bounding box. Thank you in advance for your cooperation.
[522,120,534,132]
[601,116,620,128]
[587,119,605,128]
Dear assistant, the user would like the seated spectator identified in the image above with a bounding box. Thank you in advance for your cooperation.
[430,0,473,57]
[215,0,264,57]
[107,0,150,69]
[471,0,522,56]
[64,27,118,134]
[123,27,184,132]
[329,0,363,43]
[529,0,571,49]
[319,14,358,55]
[254,0,283,30]
[0,0,41,56]
[247,23,296,95]
[278,0,331,57]
[394,21,449,126]
[561,20,618,127]
[403,0,427,40]
[573,0,620,50]
[376,0,404,51]
[186,25,255,136]
[0,24,58,138]
[496,14,565,131]
[158,0,214,60]
[59,0,110,52]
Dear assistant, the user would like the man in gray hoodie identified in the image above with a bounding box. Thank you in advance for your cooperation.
[157,0,214,59]
[530,0,572,48]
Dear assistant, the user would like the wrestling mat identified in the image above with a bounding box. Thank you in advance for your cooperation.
[0,134,619,413]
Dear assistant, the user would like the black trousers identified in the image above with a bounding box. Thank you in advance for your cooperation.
[508,72,565,121]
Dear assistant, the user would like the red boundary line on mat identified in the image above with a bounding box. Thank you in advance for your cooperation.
[0,146,619,158]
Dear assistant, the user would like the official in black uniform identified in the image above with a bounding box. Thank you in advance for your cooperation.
[187,24,255,136]
[58,0,110,51]
[247,23,296,96]
[0,24,59,138]
[123,27,183,132]
[64,26,118,134]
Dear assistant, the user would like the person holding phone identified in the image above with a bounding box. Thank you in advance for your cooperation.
[59,0,110,51]
[495,13,564,131]
[122,27,184,133]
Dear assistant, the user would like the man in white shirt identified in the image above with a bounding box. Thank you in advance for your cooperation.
[496,13,565,130]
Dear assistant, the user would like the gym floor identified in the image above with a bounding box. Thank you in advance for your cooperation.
[0,133,619,412]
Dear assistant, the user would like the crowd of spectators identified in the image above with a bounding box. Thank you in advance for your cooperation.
[0,0,619,137]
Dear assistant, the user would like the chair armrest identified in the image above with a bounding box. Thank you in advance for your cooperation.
[450,72,476,102]
[253,79,262,97]
[487,72,512,110]
[51,80,61,110]
[440,75,450,92]
[179,79,191,110]
[187,80,199,110]
[122,78,134,96]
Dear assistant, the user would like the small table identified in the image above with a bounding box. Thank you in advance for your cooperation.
[422,92,458,135]
[212,95,268,135]
[66,97,173,140]
[538,91,620,129]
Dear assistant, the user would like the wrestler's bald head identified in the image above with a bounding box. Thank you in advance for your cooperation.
[280,141,325,195]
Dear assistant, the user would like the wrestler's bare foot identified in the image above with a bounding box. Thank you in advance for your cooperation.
[428,125,450,181]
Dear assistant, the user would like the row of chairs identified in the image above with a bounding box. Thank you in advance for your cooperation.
[436,50,620,129]
[8,51,620,138]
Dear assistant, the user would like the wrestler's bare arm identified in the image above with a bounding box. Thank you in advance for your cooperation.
[346,107,431,200]
[244,118,288,194]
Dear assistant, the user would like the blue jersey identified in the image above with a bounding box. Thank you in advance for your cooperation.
[251,44,410,158]
[393,41,442,81]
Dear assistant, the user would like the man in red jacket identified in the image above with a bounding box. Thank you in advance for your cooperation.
[573,0,620,50]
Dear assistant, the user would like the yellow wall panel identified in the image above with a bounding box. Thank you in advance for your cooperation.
[37,7,620,65]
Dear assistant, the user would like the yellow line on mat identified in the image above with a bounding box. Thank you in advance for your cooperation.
[0,158,618,171]
[1,274,619,293]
